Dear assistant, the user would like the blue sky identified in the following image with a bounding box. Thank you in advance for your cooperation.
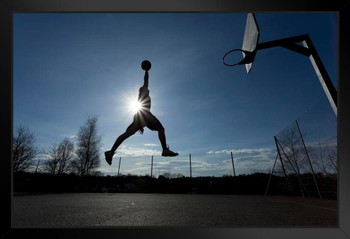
[13,13,337,176]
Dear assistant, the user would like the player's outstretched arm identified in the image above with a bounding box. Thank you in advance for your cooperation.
[143,70,149,88]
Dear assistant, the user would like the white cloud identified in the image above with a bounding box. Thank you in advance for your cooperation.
[307,137,337,148]
[116,145,162,157]
[36,153,51,161]
[203,147,276,175]
[68,134,77,139]
[207,148,273,155]
[144,143,159,147]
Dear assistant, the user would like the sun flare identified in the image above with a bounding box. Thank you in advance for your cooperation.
[129,99,142,114]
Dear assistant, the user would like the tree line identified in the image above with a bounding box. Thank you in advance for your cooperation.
[12,115,337,199]
[12,115,102,176]
[13,171,337,199]
[13,115,338,178]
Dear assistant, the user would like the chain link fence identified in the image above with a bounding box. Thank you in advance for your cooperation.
[268,98,337,198]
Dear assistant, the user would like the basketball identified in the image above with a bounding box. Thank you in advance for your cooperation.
[141,60,152,71]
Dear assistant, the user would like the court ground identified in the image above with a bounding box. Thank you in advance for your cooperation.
[12,193,337,227]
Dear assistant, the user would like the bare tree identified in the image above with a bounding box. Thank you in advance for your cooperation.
[72,116,102,176]
[12,125,38,172]
[310,143,337,176]
[277,126,307,175]
[44,138,74,175]
[327,148,337,173]
[44,143,60,174]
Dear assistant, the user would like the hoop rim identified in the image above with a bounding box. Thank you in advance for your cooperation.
[222,48,247,67]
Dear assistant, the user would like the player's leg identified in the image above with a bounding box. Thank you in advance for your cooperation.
[157,127,167,150]
[159,130,178,156]
[145,112,178,157]
[105,122,139,165]
[111,125,138,152]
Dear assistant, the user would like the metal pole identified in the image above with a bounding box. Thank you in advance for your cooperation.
[230,152,236,177]
[265,153,279,196]
[303,36,337,116]
[189,153,192,178]
[257,34,337,116]
[274,136,287,177]
[295,120,322,199]
[117,157,121,177]
[150,155,153,178]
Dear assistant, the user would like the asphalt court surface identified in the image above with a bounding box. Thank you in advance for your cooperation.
[12,193,337,227]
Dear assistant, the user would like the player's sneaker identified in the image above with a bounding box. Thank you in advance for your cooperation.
[104,150,114,165]
[162,146,179,157]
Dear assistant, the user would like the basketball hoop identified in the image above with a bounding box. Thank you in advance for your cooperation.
[222,13,260,73]
[221,13,337,116]
[222,49,256,67]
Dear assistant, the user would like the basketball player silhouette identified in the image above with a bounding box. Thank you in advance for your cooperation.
[105,60,178,165]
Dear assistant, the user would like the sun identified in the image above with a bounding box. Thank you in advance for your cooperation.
[129,99,142,114]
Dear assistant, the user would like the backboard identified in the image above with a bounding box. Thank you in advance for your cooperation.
[242,13,260,73]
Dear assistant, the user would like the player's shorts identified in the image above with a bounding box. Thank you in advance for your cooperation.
[127,110,164,132]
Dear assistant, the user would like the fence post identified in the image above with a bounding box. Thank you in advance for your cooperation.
[230,152,236,177]
[274,136,287,177]
[265,153,279,196]
[150,155,154,178]
[295,120,322,199]
[117,157,121,177]
[189,153,192,178]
